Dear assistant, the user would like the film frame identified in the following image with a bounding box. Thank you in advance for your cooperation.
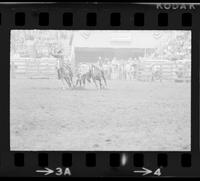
[0,1,199,177]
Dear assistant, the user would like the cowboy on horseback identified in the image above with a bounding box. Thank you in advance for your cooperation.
[50,46,73,89]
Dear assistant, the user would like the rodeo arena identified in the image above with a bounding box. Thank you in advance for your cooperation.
[10,30,191,151]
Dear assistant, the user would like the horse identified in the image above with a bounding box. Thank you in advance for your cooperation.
[75,64,92,88]
[90,64,107,89]
[56,62,74,89]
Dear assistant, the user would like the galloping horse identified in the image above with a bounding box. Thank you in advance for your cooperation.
[90,64,107,89]
[57,62,74,88]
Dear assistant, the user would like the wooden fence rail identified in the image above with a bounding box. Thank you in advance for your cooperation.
[11,58,58,79]
[10,58,191,82]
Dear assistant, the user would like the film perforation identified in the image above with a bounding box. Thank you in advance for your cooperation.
[62,153,72,167]
[181,153,192,167]
[0,11,195,28]
[110,12,121,26]
[134,13,144,26]
[109,153,120,167]
[15,12,25,26]
[158,13,168,26]
[182,13,192,27]
[14,153,24,167]
[157,153,168,167]
[63,12,73,26]
[39,12,49,26]
[10,152,195,169]
[85,153,96,167]
[38,153,48,167]
[86,12,97,26]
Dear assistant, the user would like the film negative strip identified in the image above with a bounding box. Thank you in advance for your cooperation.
[0,1,199,177]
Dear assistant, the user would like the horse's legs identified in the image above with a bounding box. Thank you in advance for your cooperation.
[99,79,103,89]
[100,72,107,88]
[93,78,98,89]
[82,77,86,87]
[102,75,107,88]
[64,77,72,88]
[77,79,81,87]
[86,73,91,83]
[69,75,74,88]
[61,78,66,89]
[80,79,82,87]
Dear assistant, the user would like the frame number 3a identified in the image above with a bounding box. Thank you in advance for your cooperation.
[55,167,71,176]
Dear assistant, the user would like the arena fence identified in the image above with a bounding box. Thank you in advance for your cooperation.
[136,60,190,82]
[10,58,191,82]
[11,58,58,79]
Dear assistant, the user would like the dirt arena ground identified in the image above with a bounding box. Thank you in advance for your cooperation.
[10,78,191,151]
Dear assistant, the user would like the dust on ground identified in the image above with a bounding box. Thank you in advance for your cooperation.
[10,79,191,151]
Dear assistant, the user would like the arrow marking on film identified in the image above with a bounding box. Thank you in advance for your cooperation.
[133,167,152,176]
[36,167,54,175]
